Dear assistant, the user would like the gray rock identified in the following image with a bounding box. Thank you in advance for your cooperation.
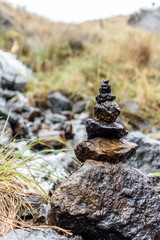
[0,88,17,100]
[0,50,32,91]
[0,119,12,145]
[48,92,73,113]
[0,102,19,124]
[136,10,160,34]
[0,229,82,240]
[46,113,67,123]
[51,160,160,240]
[1,72,26,91]
[0,10,12,33]
[125,131,160,173]
[73,101,86,114]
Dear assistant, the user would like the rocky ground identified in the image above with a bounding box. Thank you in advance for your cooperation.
[0,50,160,239]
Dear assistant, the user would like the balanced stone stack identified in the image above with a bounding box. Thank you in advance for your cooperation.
[75,79,137,163]
[51,80,160,240]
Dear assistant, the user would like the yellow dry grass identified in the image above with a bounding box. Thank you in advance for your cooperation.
[0,2,160,130]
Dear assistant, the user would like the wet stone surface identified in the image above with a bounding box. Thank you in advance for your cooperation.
[95,93,116,103]
[86,118,128,139]
[75,137,138,162]
[0,229,82,240]
[94,101,121,122]
[51,160,160,240]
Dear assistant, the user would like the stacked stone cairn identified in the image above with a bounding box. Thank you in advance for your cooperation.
[75,79,137,163]
[51,80,160,240]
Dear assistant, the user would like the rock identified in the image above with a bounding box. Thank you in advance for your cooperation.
[73,101,86,114]
[1,229,82,240]
[0,88,17,100]
[20,193,49,225]
[0,49,32,91]
[96,93,116,103]
[51,160,160,240]
[26,107,41,121]
[125,131,160,173]
[99,81,111,94]
[95,79,116,103]
[1,72,26,91]
[147,174,160,195]
[94,101,121,122]
[61,111,73,120]
[46,113,67,123]
[64,123,74,140]
[37,129,66,149]
[48,92,73,113]
[13,118,29,137]
[0,119,12,145]
[136,9,160,34]
[0,104,19,124]
[75,137,138,162]
[86,118,128,139]
[0,10,13,33]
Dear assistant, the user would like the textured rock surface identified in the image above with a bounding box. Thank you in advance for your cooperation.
[96,93,116,103]
[95,79,116,104]
[0,229,82,240]
[75,137,138,162]
[51,160,160,240]
[86,118,128,139]
[94,101,121,122]
[48,92,73,113]
[125,131,160,173]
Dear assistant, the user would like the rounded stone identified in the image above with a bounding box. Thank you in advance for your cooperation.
[86,118,128,139]
[94,101,121,122]
[95,93,116,103]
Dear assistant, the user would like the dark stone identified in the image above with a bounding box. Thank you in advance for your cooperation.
[64,123,74,140]
[86,118,128,139]
[21,193,49,225]
[94,101,121,122]
[37,129,65,149]
[48,92,73,113]
[0,88,17,100]
[25,107,41,121]
[0,229,82,240]
[75,137,138,162]
[125,131,160,173]
[96,93,116,103]
[1,72,26,91]
[13,118,29,137]
[99,83,111,94]
[51,160,160,240]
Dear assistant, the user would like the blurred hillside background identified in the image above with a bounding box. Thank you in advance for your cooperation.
[0,0,160,132]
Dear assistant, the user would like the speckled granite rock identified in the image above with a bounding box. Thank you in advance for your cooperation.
[51,160,160,240]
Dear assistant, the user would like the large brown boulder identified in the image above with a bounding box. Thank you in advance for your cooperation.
[51,160,160,240]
